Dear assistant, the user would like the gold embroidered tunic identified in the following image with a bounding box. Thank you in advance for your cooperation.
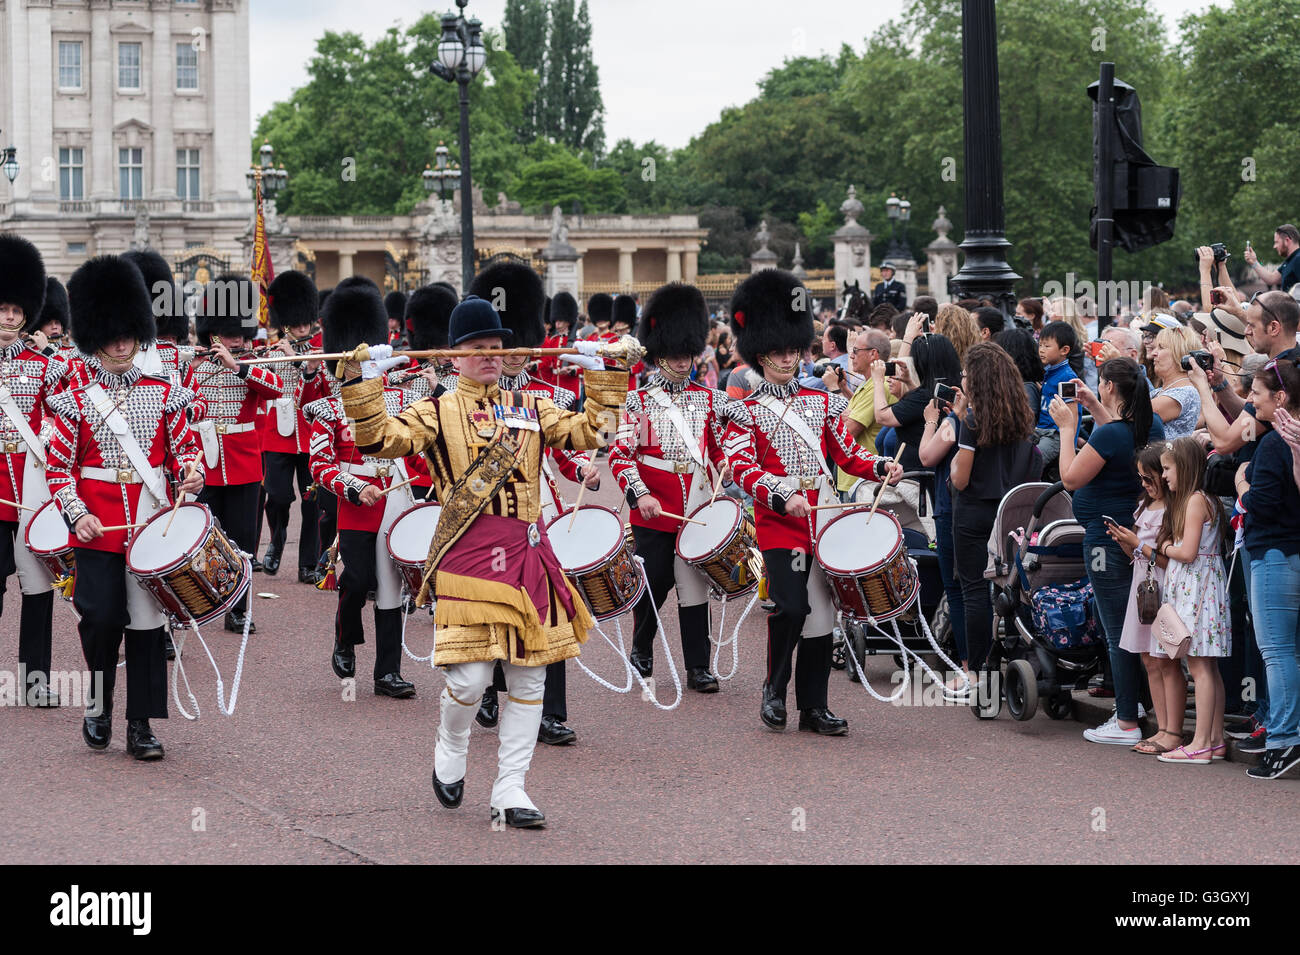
[343,370,626,667]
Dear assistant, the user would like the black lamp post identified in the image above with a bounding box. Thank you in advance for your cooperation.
[422,141,460,204]
[430,1,487,292]
[884,194,913,262]
[246,138,288,202]
[948,0,1020,313]
[1,130,18,185]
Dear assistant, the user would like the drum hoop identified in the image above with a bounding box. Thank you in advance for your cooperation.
[24,500,70,556]
[676,498,743,563]
[543,505,625,574]
[814,507,904,575]
[385,501,442,566]
[126,503,215,577]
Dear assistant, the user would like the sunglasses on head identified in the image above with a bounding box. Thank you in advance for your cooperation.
[1250,291,1283,328]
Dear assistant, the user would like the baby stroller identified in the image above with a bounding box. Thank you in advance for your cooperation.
[974,481,1105,721]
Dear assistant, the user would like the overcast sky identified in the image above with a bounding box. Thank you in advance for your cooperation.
[251,0,1216,149]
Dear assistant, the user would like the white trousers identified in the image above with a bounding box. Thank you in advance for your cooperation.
[435,659,548,811]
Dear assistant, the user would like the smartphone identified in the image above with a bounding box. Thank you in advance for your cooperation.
[922,316,932,333]
[1211,288,1225,305]
[935,383,957,406]
[1102,514,1121,528]
[884,361,898,377]
[1087,340,1105,360]
[1059,380,1078,402]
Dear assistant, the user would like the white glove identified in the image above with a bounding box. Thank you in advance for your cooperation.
[560,352,605,371]
[574,340,600,357]
[360,344,404,380]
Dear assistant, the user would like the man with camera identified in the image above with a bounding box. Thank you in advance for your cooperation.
[1244,224,1300,293]
[837,329,895,500]
[799,321,857,395]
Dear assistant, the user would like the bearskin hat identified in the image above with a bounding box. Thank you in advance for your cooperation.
[267,270,318,332]
[550,291,579,330]
[638,283,708,364]
[468,261,545,348]
[611,294,638,332]
[37,277,69,334]
[67,255,157,356]
[121,248,187,342]
[321,276,387,357]
[729,269,813,369]
[587,292,612,326]
[384,290,407,321]
[195,272,258,341]
[0,233,47,328]
[405,283,458,351]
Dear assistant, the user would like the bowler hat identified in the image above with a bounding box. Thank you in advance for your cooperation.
[449,295,514,347]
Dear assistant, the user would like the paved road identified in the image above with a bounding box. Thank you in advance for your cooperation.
[2,480,1296,864]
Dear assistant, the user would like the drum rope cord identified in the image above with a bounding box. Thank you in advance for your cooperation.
[400,597,436,664]
[571,616,635,695]
[619,557,683,711]
[840,617,913,703]
[709,592,757,682]
[177,605,253,717]
[169,628,202,721]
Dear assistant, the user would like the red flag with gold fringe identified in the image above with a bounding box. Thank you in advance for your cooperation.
[251,179,275,332]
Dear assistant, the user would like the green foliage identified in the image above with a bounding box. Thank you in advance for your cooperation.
[508,151,623,212]
[797,200,839,268]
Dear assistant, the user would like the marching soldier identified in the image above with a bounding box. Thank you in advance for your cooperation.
[306,277,417,699]
[261,270,326,581]
[46,255,204,758]
[467,263,599,746]
[0,235,66,706]
[721,270,901,736]
[609,282,731,694]
[338,295,635,827]
[190,274,285,632]
[395,282,458,405]
[537,291,579,391]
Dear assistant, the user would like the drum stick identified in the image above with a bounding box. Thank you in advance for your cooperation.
[0,497,36,513]
[866,442,906,523]
[163,458,199,537]
[706,465,727,508]
[97,522,148,533]
[658,510,709,527]
[381,474,418,497]
[810,500,864,512]
[567,475,591,531]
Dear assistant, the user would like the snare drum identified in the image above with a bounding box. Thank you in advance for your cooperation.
[544,506,645,620]
[126,503,251,625]
[675,498,762,600]
[386,501,442,605]
[814,508,919,623]
[24,499,75,583]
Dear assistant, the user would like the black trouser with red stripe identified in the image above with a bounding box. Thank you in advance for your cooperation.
[336,529,402,681]
[630,525,711,670]
[0,520,53,690]
[263,451,319,572]
[198,482,260,614]
[761,547,832,711]
[72,548,167,721]
[316,488,338,568]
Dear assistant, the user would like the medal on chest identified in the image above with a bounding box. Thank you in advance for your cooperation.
[468,408,498,443]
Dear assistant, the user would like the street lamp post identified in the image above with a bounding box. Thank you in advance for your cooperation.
[0,130,18,186]
[430,0,487,292]
[948,0,1020,313]
[422,141,460,205]
[246,138,287,204]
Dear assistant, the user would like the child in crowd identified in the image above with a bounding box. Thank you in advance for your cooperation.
[1035,321,1081,473]
[1109,444,1180,755]
[1153,437,1230,765]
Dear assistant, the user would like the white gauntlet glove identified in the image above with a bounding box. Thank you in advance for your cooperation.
[360,344,405,380]
[560,351,605,371]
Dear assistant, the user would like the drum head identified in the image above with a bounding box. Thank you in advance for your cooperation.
[816,509,903,573]
[26,500,70,553]
[128,505,209,573]
[545,507,623,572]
[388,503,441,562]
[676,499,741,561]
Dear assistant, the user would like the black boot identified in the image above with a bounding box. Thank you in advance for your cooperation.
[82,709,112,750]
[125,719,164,760]
[476,688,500,727]
[332,637,356,680]
[163,632,176,661]
[760,683,787,730]
[224,611,256,634]
[262,550,281,575]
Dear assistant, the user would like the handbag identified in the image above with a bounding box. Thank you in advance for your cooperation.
[1153,568,1206,660]
[1135,560,1161,626]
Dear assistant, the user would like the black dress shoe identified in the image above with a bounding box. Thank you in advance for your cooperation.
[224,611,256,634]
[537,715,576,745]
[374,673,416,698]
[760,683,786,730]
[798,707,849,736]
[432,771,464,808]
[687,668,719,693]
[82,714,111,750]
[628,649,653,678]
[163,632,176,661]
[262,551,281,575]
[125,719,164,760]
[250,557,264,573]
[298,568,321,585]
[475,692,499,728]
[491,807,546,828]
[331,640,356,680]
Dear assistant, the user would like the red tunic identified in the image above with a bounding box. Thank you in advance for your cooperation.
[261,332,327,456]
[45,363,201,554]
[189,356,284,486]
[608,374,729,534]
[721,380,885,552]
[536,334,580,390]
[0,341,66,522]
[500,371,591,508]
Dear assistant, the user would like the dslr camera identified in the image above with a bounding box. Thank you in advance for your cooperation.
[1194,242,1230,268]
[1180,350,1214,372]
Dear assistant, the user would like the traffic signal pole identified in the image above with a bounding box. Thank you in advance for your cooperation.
[1095,62,1115,334]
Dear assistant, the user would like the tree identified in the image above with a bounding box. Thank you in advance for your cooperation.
[503,0,549,141]
[601,139,679,213]
[508,148,624,212]
[758,46,858,101]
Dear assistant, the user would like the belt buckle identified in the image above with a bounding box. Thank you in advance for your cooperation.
[216,424,228,435]
[673,460,689,474]
[799,477,816,490]
[527,523,540,547]
[376,466,390,479]
[3,441,16,453]
[117,469,134,484]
